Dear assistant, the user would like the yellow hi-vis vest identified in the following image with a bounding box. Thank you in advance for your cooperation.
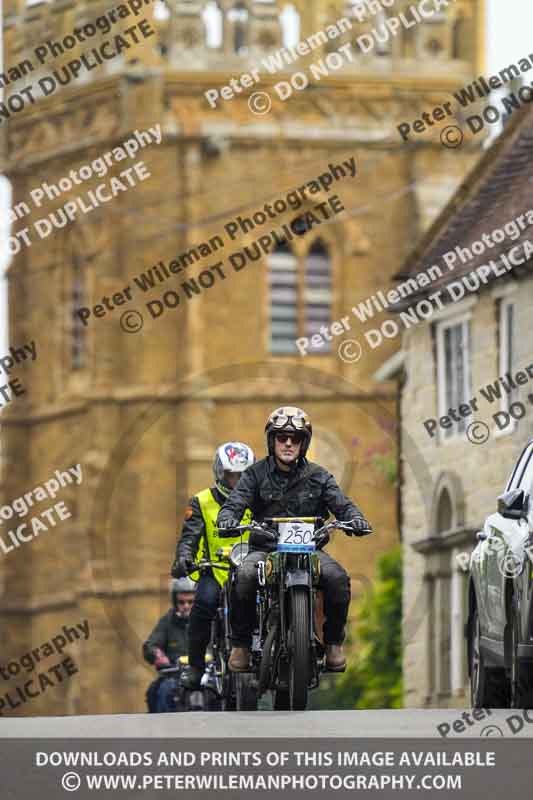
[192,488,252,587]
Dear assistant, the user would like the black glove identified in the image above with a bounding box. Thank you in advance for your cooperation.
[217,518,240,537]
[172,555,194,578]
[345,515,372,537]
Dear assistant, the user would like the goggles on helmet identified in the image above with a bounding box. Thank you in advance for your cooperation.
[270,407,307,429]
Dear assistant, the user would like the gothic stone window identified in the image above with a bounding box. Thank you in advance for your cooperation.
[268,238,332,355]
[70,253,86,371]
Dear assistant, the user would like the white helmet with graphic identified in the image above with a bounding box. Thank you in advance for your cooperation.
[213,441,255,497]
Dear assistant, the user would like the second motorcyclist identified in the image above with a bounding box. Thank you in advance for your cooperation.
[171,442,255,689]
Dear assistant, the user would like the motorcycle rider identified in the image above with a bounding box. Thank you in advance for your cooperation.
[143,577,196,713]
[171,441,255,689]
[217,406,372,673]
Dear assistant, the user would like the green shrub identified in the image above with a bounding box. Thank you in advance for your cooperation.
[311,545,402,710]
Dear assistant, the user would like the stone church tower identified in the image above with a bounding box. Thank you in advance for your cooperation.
[0,0,484,715]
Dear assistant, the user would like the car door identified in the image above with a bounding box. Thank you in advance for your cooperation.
[471,517,497,637]
[484,441,533,640]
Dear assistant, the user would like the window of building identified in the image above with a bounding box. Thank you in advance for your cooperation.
[436,316,471,441]
[280,4,300,47]
[227,2,249,53]
[401,24,417,59]
[268,239,333,355]
[269,242,298,354]
[497,298,518,433]
[374,9,392,56]
[203,1,223,49]
[70,255,86,371]
[304,239,332,352]
[436,487,453,533]
[451,16,467,60]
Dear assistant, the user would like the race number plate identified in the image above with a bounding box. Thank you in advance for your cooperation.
[278,521,315,550]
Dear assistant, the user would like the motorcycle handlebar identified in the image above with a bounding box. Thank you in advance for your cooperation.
[186,560,230,576]
[157,665,182,675]
[216,520,369,540]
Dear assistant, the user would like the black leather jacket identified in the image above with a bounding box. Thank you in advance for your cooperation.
[216,456,371,552]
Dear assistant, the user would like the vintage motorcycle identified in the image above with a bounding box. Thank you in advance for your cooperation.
[158,655,221,712]
[187,546,258,711]
[228,517,363,711]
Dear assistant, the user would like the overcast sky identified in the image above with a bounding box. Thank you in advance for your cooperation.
[0,0,529,354]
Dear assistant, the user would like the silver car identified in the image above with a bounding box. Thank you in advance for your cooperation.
[467,437,533,708]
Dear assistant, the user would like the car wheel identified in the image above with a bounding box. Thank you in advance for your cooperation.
[470,609,508,708]
[510,602,533,709]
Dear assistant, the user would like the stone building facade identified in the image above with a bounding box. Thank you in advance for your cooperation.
[0,0,483,715]
[385,105,533,708]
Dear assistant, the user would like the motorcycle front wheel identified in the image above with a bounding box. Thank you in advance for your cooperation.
[235,673,258,711]
[288,586,311,711]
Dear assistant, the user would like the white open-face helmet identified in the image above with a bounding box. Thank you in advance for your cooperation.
[213,442,255,497]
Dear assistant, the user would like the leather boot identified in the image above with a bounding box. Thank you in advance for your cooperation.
[325,644,346,672]
[228,646,251,672]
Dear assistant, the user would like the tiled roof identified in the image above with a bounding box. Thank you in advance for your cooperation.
[394,104,533,307]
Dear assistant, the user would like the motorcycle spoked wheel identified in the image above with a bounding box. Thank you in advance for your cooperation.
[258,622,278,697]
[273,660,291,711]
[259,619,290,710]
[287,586,311,711]
[203,688,223,711]
[235,672,259,711]
[224,671,237,711]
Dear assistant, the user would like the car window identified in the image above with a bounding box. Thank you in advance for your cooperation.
[506,441,533,494]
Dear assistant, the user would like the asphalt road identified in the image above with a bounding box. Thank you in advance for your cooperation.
[1,709,532,738]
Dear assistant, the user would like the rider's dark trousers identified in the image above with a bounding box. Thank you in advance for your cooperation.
[230,549,351,648]
[188,572,220,670]
[146,677,180,713]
